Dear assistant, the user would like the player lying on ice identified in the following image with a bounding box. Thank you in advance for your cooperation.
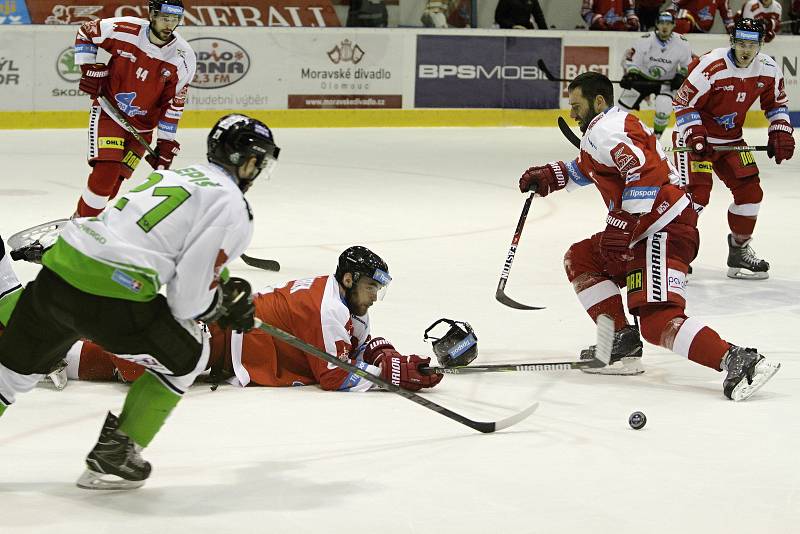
[38,246,444,394]
[0,114,279,490]
[516,71,779,401]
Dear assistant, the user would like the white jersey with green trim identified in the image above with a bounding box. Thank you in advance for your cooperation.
[622,32,692,81]
[47,163,253,320]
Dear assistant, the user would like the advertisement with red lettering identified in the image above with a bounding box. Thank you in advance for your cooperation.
[27,0,340,27]
[561,46,609,97]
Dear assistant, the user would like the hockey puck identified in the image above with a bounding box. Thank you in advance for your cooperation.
[628,411,646,430]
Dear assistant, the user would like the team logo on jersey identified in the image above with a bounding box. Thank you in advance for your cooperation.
[56,47,81,83]
[739,150,756,166]
[713,112,738,130]
[690,161,713,173]
[189,38,250,89]
[674,84,695,107]
[612,142,639,173]
[626,269,643,294]
[114,92,147,118]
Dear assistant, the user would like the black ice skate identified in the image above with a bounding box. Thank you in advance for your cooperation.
[721,346,780,401]
[580,325,644,375]
[727,234,769,280]
[76,412,151,490]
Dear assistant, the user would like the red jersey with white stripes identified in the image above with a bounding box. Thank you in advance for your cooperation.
[74,17,196,141]
[562,107,690,243]
[673,47,789,143]
[223,275,380,391]
[670,0,733,26]
[740,1,782,36]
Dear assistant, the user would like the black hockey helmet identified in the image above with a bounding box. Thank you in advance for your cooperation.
[149,0,184,16]
[423,318,478,368]
[335,246,391,289]
[731,18,765,46]
[207,114,280,191]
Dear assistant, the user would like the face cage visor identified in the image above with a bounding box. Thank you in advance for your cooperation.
[354,268,392,301]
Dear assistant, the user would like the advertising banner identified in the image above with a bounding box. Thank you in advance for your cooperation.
[0,0,31,24]
[561,46,609,98]
[415,34,560,109]
[26,0,341,27]
[282,33,404,108]
[0,28,34,109]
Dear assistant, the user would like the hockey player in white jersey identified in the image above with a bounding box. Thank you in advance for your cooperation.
[738,0,782,42]
[0,113,280,490]
[618,11,692,138]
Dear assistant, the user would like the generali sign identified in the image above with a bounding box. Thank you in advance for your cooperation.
[27,0,341,27]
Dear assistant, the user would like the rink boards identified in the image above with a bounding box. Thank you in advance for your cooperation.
[1,26,799,128]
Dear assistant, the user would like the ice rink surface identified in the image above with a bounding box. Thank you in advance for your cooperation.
[1,125,798,534]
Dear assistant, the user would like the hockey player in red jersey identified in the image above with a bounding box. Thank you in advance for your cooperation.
[737,0,782,42]
[73,0,196,217]
[672,18,794,279]
[668,0,734,34]
[516,71,779,401]
[581,0,640,31]
[58,247,443,393]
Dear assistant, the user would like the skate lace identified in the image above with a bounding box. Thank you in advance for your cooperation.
[739,245,765,268]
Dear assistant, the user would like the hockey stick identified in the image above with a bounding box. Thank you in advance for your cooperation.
[666,145,768,153]
[424,314,614,374]
[495,190,544,310]
[537,59,623,85]
[240,254,281,272]
[559,115,768,154]
[253,318,539,433]
[97,96,159,164]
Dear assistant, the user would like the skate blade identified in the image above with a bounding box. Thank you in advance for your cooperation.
[76,469,145,490]
[730,361,780,402]
[726,267,769,280]
[581,357,645,376]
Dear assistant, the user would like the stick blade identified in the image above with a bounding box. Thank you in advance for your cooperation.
[492,401,540,432]
[240,254,281,272]
[557,116,581,149]
[595,314,614,365]
[495,289,545,311]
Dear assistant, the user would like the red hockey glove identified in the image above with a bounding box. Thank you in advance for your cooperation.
[625,14,640,31]
[686,124,713,158]
[519,161,567,197]
[362,337,395,365]
[375,351,442,391]
[589,14,607,30]
[767,120,795,164]
[146,139,180,170]
[599,211,637,264]
[79,63,109,99]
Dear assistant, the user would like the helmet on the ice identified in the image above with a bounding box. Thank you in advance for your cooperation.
[335,246,391,288]
[149,0,185,17]
[207,114,280,192]
[424,318,478,368]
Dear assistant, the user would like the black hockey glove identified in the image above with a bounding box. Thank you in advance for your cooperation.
[620,71,643,90]
[670,73,686,91]
[216,277,255,332]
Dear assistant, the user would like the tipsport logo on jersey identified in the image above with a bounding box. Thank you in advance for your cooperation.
[415,35,561,109]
